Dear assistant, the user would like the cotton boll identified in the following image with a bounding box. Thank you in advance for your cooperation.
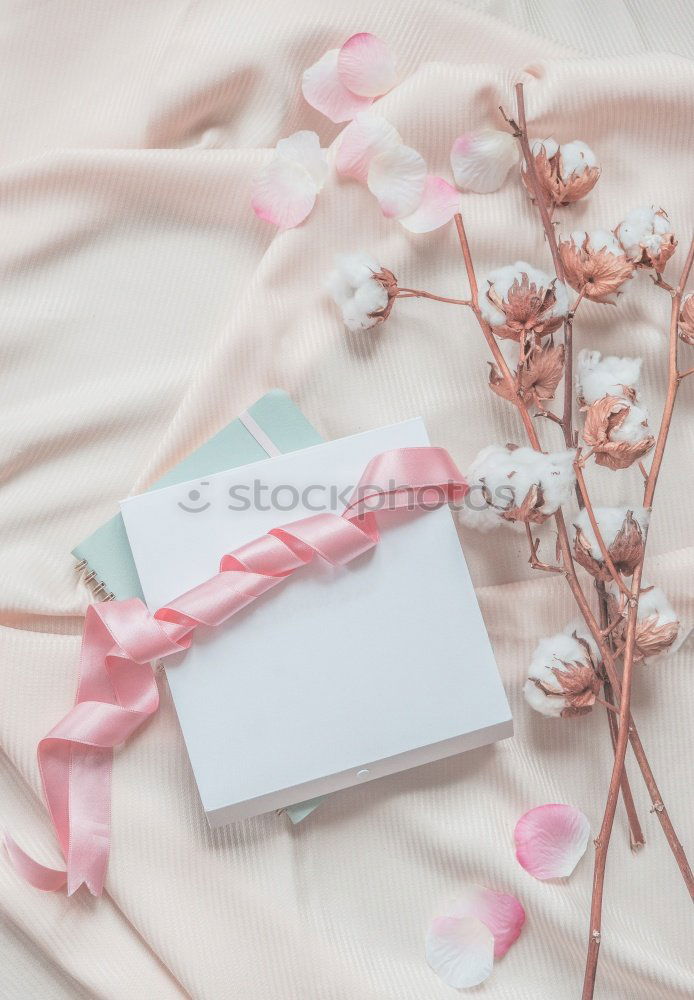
[559,140,597,178]
[524,632,600,718]
[337,251,381,288]
[464,444,517,513]
[610,401,651,443]
[524,138,600,207]
[573,506,649,560]
[559,232,634,304]
[480,261,568,340]
[635,587,678,627]
[341,296,381,331]
[462,444,575,528]
[325,252,396,331]
[523,677,565,718]
[576,350,642,405]
[616,207,676,272]
[484,262,562,312]
[606,581,681,659]
[582,396,655,470]
[537,449,577,512]
[353,278,388,313]
[617,207,670,257]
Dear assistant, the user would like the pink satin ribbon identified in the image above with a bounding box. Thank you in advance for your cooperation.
[6,446,466,896]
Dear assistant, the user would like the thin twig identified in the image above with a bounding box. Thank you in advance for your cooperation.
[582,236,694,999]
[573,459,631,598]
[597,581,645,851]
[395,288,470,306]
[535,409,564,426]
[525,523,562,573]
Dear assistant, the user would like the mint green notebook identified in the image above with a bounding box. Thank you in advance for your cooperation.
[71,389,326,824]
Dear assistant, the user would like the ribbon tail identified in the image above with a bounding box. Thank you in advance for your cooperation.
[3,833,67,892]
[66,743,113,896]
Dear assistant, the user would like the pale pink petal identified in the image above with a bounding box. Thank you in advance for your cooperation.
[276,130,328,190]
[425,915,494,989]
[367,144,427,219]
[337,32,397,98]
[251,158,316,229]
[335,113,402,183]
[301,49,373,123]
[450,129,518,194]
[515,803,590,880]
[398,175,460,233]
[448,886,525,959]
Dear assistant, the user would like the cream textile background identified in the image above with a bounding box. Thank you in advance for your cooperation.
[1,2,694,997]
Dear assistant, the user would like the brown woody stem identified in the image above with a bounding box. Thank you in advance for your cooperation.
[504,83,645,852]
[507,82,576,452]
[582,236,694,999]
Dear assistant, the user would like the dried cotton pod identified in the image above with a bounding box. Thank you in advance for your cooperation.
[616,207,677,273]
[522,138,600,208]
[480,262,568,342]
[582,395,654,470]
[559,230,634,304]
[458,444,576,531]
[488,342,565,409]
[573,507,649,580]
[607,584,681,660]
[523,632,602,718]
[575,350,642,406]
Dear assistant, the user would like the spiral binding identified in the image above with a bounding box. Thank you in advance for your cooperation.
[74,558,116,602]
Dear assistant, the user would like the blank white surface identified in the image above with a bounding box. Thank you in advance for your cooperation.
[121,419,511,815]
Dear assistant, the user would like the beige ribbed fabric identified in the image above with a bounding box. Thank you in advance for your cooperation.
[1,2,694,997]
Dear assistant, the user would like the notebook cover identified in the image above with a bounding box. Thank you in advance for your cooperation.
[71,390,323,601]
[71,389,326,823]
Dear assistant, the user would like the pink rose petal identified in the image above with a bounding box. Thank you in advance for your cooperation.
[514,803,590,880]
[448,886,525,959]
[337,32,397,98]
[301,48,373,123]
[251,157,316,229]
[335,113,402,183]
[425,915,494,989]
[276,130,328,190]
[398,175,460,233]
[450,129,518,194]
[367,143,427,219]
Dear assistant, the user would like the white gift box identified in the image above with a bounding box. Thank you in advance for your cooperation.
[121,419,512,825]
